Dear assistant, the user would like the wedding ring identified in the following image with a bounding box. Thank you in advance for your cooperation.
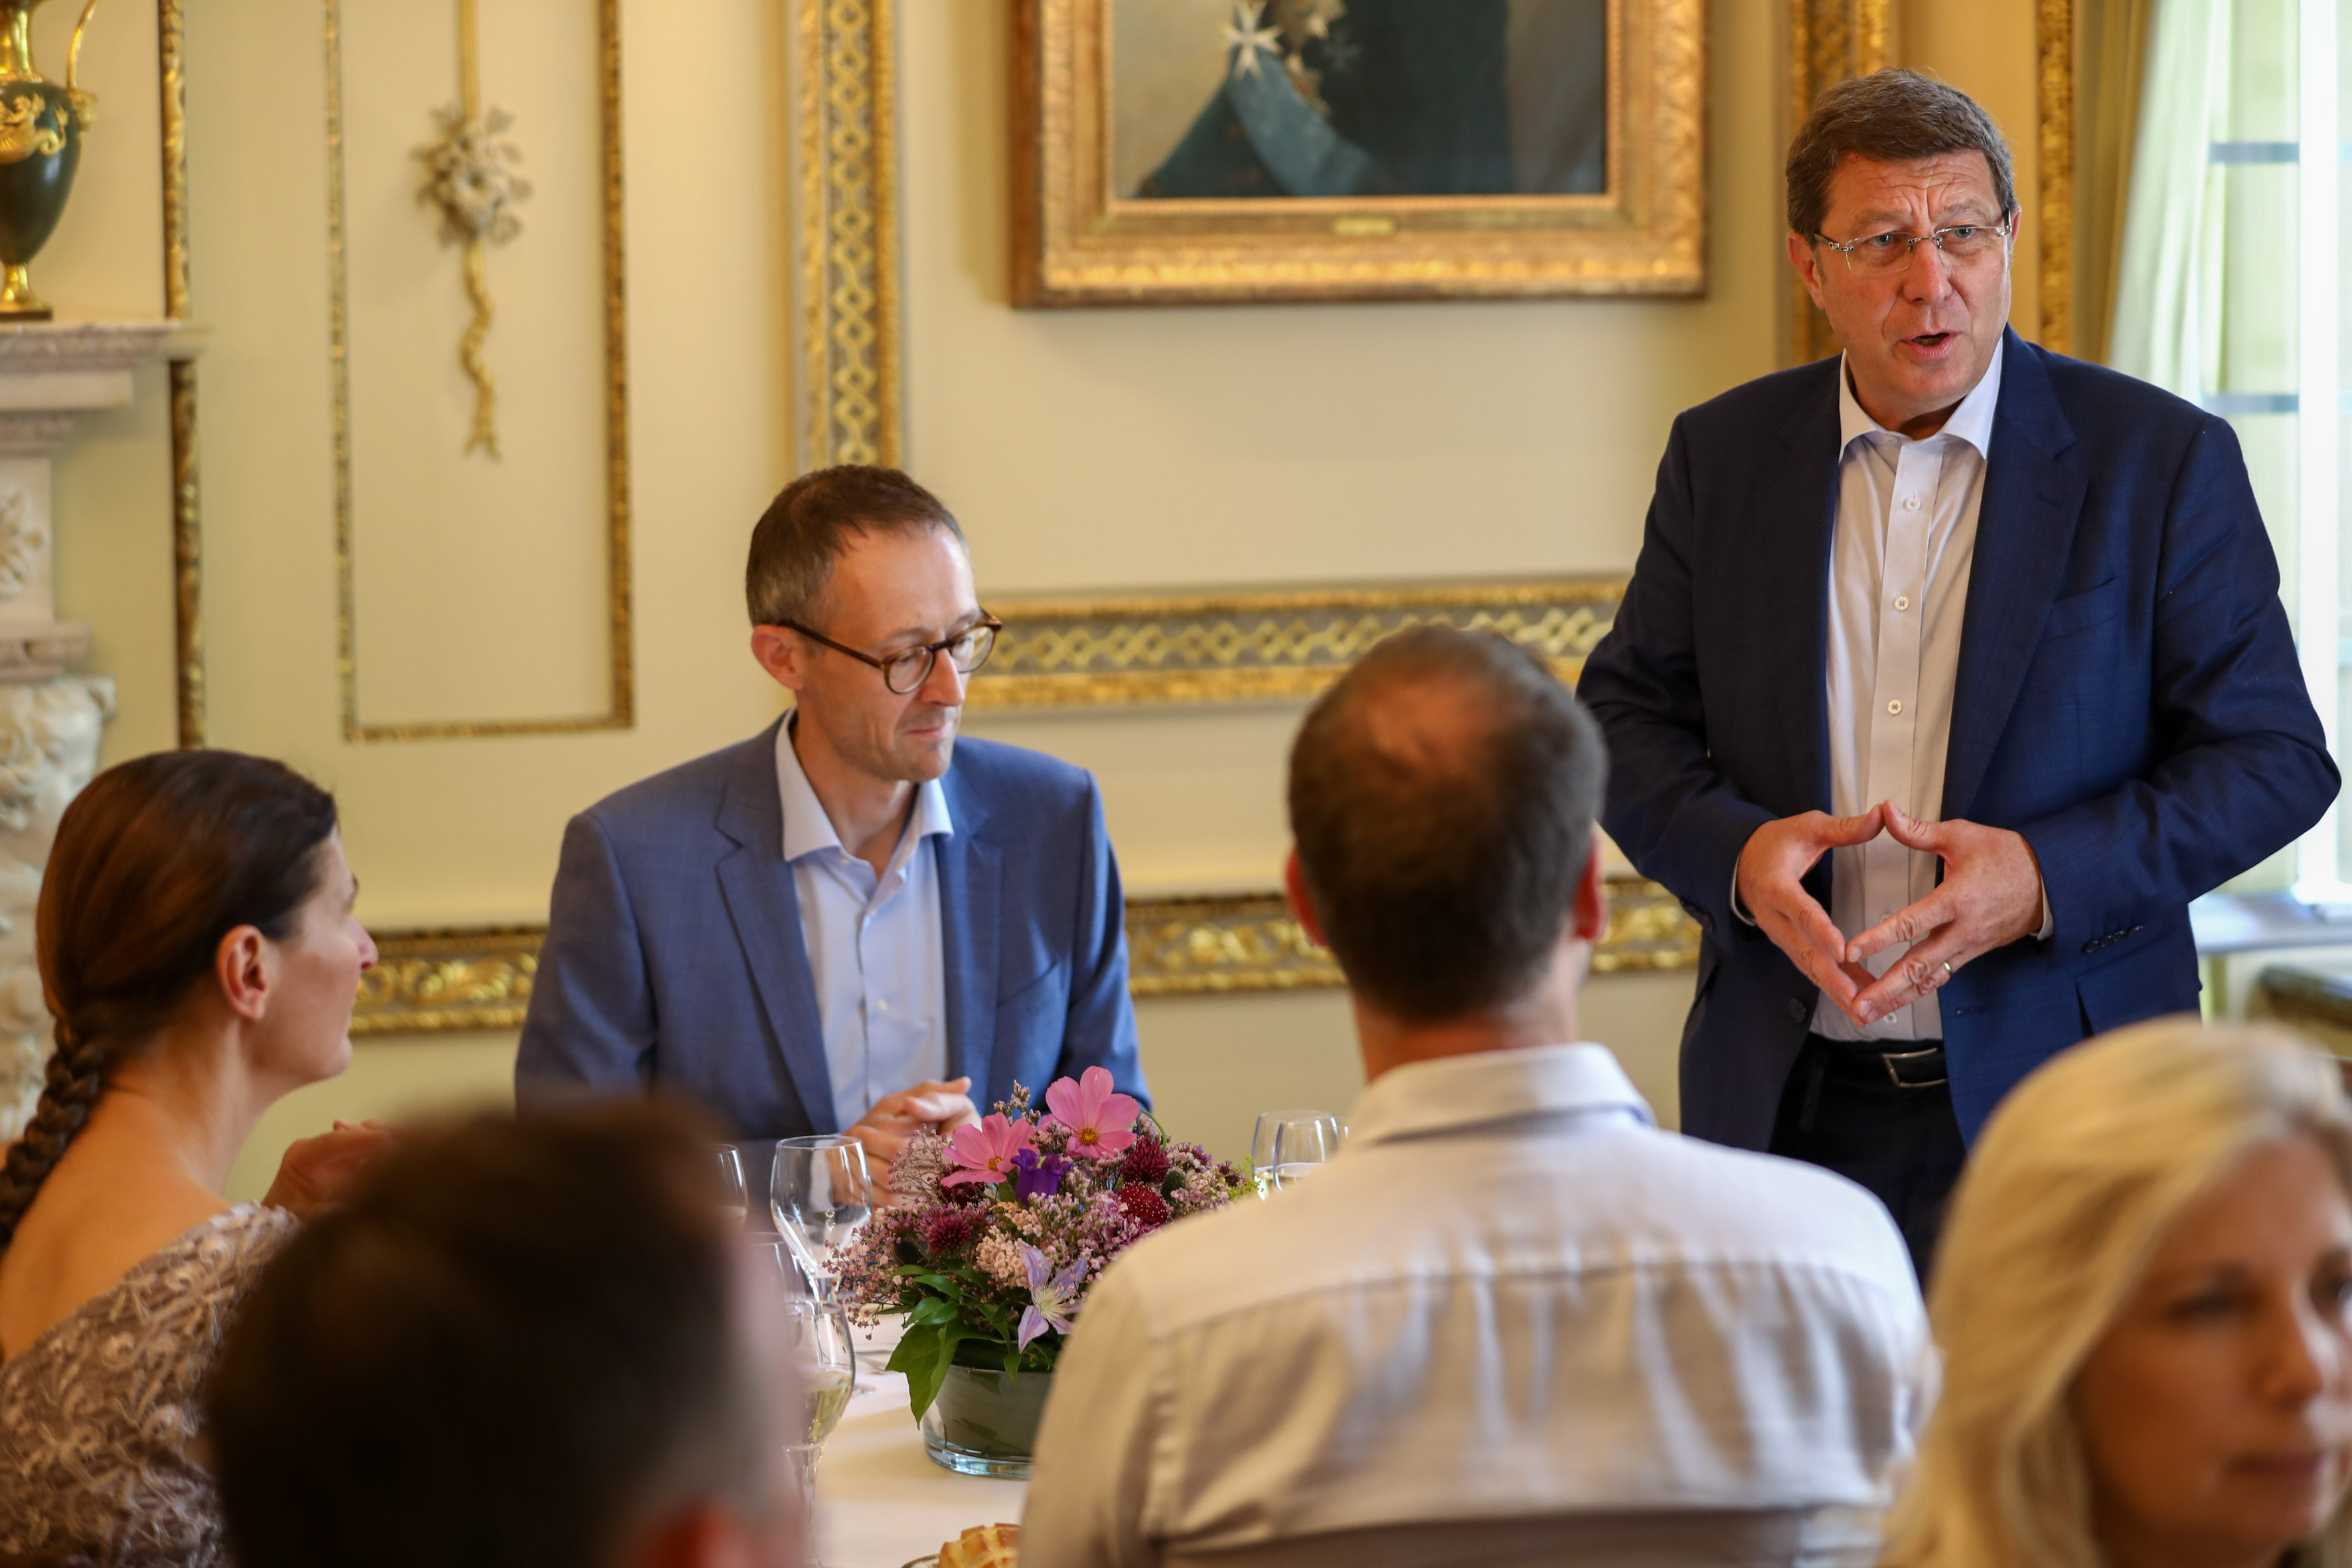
[1939,961,1953,979]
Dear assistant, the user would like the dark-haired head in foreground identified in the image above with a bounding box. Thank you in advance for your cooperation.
[1286,624,1607,1052]
[208,1103,801,1568]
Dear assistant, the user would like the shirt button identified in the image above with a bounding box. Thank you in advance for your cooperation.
[1903,495,1922,512]
[1894,595,1911,611]
[876,999,890,1013]
[1887,699,1904,715]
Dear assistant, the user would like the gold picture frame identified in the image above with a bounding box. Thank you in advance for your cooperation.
[1010,0,1706,306]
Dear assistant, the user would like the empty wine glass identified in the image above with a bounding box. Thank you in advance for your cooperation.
[1251,1109,1345,1194]
[1265,1112,1344,1193]
[712,1144,749,1228]
[770,1135,872,1279]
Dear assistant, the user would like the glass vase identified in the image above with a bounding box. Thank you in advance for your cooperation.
[919,1364,1053,1478]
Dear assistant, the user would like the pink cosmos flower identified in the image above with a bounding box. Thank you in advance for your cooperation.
[941,1113,1034,1188]
[1043,1066,1142,1161]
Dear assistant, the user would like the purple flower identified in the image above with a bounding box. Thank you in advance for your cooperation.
[1016,1243,1085,1351]
[1119,1137,1171,1187]
[1116,1184,1170,1229]
[919,1206,986,1255]
[1011,1147,1069,1201]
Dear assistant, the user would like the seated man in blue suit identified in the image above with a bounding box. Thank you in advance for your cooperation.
[516,465,1148,1192]
[1578,70,2336,1279]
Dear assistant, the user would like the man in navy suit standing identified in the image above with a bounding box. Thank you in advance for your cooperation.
[516,466,1148,1193]
[1578,70,2336,1277]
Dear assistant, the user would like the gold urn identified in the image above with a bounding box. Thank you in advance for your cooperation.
[0,0,101,320]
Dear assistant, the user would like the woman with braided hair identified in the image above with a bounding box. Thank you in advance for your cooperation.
[0,749,388,1565]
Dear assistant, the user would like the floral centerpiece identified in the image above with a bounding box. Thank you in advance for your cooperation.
[834,1067,1249,1441]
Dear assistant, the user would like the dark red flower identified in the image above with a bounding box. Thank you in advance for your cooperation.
[1119,1137,1170,1188]
[919,1206,986,1255]
[1116,1184,1171,1229]
[943,1176,993,1207]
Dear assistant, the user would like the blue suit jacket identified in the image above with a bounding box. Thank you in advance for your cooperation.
[514,724,1149,1144]
[1578,331,2339,1148]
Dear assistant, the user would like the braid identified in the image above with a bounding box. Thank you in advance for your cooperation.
[0,1019,108,1248]
[0,749,340,1251]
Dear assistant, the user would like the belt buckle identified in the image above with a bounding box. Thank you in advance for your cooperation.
[1881,1045,1948,1091]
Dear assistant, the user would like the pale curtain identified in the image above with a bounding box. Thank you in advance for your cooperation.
[2108,0,2234,398]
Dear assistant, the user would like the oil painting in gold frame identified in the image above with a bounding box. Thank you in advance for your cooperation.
[1012,0,1705,306]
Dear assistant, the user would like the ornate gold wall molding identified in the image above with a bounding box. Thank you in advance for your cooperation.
[324,0,633,742]
[161,0,203,746]
[352,878,1700,1033]
[353,924,540,1036]
[1784,0,1891,366]
[789,0,902,469]
[2035,0,2075,355]
[969,578,1624,710]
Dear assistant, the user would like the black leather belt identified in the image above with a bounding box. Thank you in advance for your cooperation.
[1793,1035,1950,1134]
[1868,1042,1950,1090]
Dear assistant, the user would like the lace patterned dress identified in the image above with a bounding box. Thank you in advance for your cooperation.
[0,1204,299,1567]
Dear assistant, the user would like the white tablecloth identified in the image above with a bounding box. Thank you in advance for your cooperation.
[817,1372,1030,1568]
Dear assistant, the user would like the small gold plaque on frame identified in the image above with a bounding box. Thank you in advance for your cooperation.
[1011,0,1705,307]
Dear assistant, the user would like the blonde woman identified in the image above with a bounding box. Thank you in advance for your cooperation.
[1885,1020,2352,1568]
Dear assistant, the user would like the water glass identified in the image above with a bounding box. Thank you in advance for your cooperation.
[712,1144,749,1228]
[1256,1111,1344,1194]
[771,1135,873,1276]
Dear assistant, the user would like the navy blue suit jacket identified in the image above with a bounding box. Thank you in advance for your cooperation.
[1579,331,2338,1148]
[514,724,1149,1144]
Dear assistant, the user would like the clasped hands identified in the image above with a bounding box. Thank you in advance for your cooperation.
[1736,803,2045,1028]
[847,1077,980,1201]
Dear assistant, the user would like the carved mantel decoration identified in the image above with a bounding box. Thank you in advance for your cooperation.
[0,322,180,1139]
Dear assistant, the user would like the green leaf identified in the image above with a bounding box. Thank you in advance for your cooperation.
[892,1320,973,1421]
[909,1296,961,1327]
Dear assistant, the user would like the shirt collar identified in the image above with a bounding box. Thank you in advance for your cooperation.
[1837,333,2004,460]
[1342,1043,1654,1152]
[775,714,954,868]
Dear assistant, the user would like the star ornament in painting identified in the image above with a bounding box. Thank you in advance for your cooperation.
[1222,0,1283,79]
[1291,0,1345,42]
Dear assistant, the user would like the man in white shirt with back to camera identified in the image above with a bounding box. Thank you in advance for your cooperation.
[1022,625,1930,1568]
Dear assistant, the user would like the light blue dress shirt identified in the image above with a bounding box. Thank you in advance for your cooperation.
[775,718,953,1133]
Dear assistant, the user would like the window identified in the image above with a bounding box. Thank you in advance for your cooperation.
[2109,0,2346,895]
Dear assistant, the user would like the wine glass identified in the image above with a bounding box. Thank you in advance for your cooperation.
[712,1144,749,1228]
[770,1135,873,1279]
[1265,1112,1345,1192]
[748,1236,856,1565]
[1252,1110,1342,1196]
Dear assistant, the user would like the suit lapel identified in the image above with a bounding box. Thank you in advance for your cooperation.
[1768,359,1844,813]
[1944,331,2086,821]
[713,718,836,1133]
[935,764,1002,1105]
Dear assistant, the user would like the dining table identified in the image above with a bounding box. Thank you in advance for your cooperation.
[815,1370,1030,1568]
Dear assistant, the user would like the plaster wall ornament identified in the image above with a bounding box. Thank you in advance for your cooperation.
[0,673,111,1141]
[0,321,180,1136]
[0,484,46,601]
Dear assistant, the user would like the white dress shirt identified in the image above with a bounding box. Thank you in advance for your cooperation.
[1808,343,2003,1040]
[1022,1044,1930,1568]
[775,718,953,1132]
